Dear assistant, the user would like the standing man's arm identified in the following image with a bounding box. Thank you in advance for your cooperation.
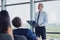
[41,12,48,26]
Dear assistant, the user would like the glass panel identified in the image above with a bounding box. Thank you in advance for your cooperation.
[38,34,60,40]
[34,0,41,1]
[0,0,1,5]
[7,4,30,29]
[6,0,30,4]
[0,7,1,11]
[35,1,60,32]
[34,0,60,1]
[46,34,60,39]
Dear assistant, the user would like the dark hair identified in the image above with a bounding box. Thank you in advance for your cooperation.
[12,17,21,28]
[0,10,10,33]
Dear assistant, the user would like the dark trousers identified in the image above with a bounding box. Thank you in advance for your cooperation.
[35,26,46,40]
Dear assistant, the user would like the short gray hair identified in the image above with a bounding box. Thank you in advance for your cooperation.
[38,3,43,7]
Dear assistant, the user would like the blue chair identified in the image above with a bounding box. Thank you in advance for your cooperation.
[13,29,37,40]
[14,35,27,40]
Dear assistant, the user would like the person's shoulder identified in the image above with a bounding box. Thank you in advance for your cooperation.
[26,29,31,32]
[42,11,47,14]
[42,11,47,15]
[13,29,20,31]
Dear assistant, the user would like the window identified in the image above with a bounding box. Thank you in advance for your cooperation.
[46,34,60,39]
[34,0,41,1]
[34,0,60,1]
[0,0,1,5]
[7,4,30,29]
[35,1,60,39]
[0,7,1,11]
[6,0,30,4]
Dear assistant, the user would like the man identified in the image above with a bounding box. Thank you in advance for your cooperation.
[35,3,48,40]
[12,17,37,40]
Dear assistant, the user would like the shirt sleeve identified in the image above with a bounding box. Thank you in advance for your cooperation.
[41,12,48,26]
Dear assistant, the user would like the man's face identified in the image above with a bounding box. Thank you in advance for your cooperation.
[38,4,43,11]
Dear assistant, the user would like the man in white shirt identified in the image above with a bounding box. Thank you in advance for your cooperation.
[35,3,48,40]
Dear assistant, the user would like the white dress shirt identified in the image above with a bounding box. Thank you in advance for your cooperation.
[35,11,48,27]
